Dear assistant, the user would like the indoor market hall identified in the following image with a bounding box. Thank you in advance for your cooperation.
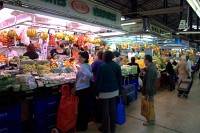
[81,74,200,133]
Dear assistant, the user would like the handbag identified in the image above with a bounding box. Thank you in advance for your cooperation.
[116,96,126,125]
[141,97,155,121]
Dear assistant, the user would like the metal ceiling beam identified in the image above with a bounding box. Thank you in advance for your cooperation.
[122,6,184,16]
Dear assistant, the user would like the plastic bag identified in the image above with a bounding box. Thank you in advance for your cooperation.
[56,84,79,132]
[141,97,155,121]
[138,77,143,87]
[116,96,126,125]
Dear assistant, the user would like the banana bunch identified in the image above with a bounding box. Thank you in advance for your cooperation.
[92,38,101,44]
[121,42,128,49]
[129,44,136,47]
[64,35,69,41]
[26,28,37,38]
[1,30,7,37]
[85,37,91,43]
[116,43,121,47]
[41,32,48,40]
[88,58,94,65]
[55,32,64,40]
[7,30,18,38]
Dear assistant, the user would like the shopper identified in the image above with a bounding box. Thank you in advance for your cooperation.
[187,57,193,79]
[128,56,140,78]
[162,57,175,91]
[128,48,137,61]
[48,41,67,59]
[113,51,121,65]
[197,56,200,78]
[96,50,122,133]
[23,43,38,60]
[142,55,157,126]
[175,55,189,83]
[91,50,104,123]
[75,51,92,131]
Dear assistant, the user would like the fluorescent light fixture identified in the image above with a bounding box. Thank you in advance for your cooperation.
[121,22,137,26]
[178,31,200,34]
[187,0,200,18]
[95,32,125,37]
[121,17,125,21]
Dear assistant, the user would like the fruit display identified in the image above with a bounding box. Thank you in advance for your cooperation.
[135,59,146,69]
[92,38,101,44]
[121,65,129,76]
[1,30,7,37]
[142,42,148,49]
[37,64,51,74]
[7,29,17,38]
[20,64,36,74]
[55,32,64,40]
[64,35,69,41]
[121,42,128,49]
[121,57,129,65]
[41,32,48,40]
[0,54,9,63]
[26,28,37,38]
[186,50,194,58]
[135,45,141,51]
[0,71,15,90]
[153,56,166,69]
[69,34,78,42]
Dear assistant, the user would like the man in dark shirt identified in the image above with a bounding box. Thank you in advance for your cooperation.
[91,50,104,123]
[162,57,175,91]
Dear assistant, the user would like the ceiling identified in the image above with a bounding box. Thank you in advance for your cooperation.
[91,0,200,41]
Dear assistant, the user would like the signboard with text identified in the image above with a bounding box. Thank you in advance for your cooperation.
[8,0,121,28]
[150,23,172,38]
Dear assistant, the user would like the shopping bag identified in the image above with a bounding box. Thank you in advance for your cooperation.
[57,84,79,132]
[116,97,126,125]
[141,97,149,119]
[141,97,155,121]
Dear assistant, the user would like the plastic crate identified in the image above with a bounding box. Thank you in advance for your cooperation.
[0,104,21,123]
[30,95,60,114]
[32,112,57,133]
[0,121,21,133]
[130,79,138,100]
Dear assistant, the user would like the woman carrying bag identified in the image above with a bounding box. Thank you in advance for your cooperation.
[74,51,92,131]
[96,51,122,133]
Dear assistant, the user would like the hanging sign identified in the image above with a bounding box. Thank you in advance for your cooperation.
[6,0,121,29]
[150,24,172,38]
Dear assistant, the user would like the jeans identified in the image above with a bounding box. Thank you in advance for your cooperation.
[101,97,116,133]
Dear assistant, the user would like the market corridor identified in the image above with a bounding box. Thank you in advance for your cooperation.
[79,75,200,133]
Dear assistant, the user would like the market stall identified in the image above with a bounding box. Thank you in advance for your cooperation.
[0,0,123,132]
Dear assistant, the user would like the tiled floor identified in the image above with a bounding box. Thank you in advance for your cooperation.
[78,74,200,133]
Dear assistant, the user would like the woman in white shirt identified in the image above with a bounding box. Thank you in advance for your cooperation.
[7,46,18,59]
[128,48,137,61]
[75,51,92,131]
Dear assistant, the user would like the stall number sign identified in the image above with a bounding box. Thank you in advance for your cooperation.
[150,24,172,38]
[93,7,116,21]
[41,0,67,7]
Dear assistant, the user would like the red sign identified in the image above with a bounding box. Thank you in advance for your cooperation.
[71,0,90,14]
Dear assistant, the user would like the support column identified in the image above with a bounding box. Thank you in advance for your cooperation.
[163,0,168,23]
[180,0,183,20]
[189,7,193,39]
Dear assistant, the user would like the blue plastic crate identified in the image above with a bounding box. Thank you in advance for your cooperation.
[0,121,21,133]
[0,104,21,123]
[30,95,60,114]
[33,112,57,133]
[130,79,139,100]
